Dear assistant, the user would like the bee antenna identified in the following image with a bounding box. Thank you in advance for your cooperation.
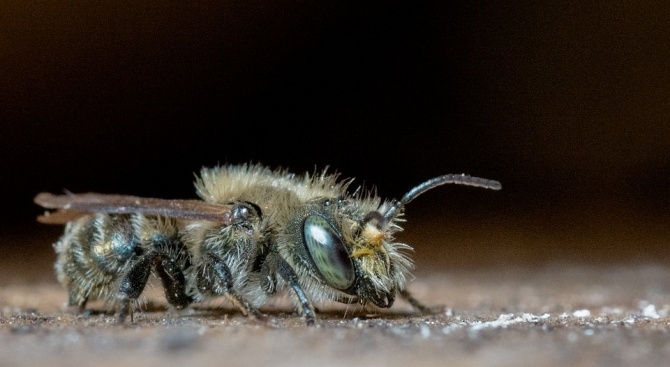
[382,174,502,223]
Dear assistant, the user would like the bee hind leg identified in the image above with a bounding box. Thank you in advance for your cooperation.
[154,255,193,310]
[67,292,89,314]
[116,255,153,324]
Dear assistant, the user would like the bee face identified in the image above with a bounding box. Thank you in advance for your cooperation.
[280,197,412,309]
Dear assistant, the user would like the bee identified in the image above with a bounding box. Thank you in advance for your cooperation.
[34,163,501,325]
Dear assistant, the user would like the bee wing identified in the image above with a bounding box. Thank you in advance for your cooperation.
[35,209,91,224]
[34,192,234,225]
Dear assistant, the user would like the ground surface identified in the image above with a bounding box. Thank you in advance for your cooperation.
[1,213,669,367]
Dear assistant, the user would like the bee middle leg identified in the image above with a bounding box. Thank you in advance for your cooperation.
[201,253,265,320]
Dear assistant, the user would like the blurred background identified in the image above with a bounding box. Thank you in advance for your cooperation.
[1,1,668,274]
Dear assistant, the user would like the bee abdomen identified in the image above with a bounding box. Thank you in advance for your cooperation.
[54,214,141,307]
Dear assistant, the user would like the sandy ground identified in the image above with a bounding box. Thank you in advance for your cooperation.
[2,216,670,367]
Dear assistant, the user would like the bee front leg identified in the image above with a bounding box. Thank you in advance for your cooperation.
[399,289,445,314]
[264,252,316,326]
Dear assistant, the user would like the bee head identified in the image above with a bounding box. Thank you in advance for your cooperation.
[299,197,406,309]
[299,174,501,309]
[352,174,501,308]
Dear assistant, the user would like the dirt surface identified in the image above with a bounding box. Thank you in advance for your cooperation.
[2,216,670,367]
[3,266,670,367]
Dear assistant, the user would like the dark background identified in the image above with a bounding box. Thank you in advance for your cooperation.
[1,2,668,267]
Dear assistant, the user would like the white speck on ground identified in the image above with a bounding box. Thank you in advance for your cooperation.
[572,309,591,318]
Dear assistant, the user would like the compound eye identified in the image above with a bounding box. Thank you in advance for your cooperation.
[303,215,355,290]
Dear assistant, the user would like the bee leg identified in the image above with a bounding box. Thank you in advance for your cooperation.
[265,253,316,326]
[116,255,153,324]
[399,289,445,314]
[67,293,89,314]
[154,255,193,310]
[205,253,265,320]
